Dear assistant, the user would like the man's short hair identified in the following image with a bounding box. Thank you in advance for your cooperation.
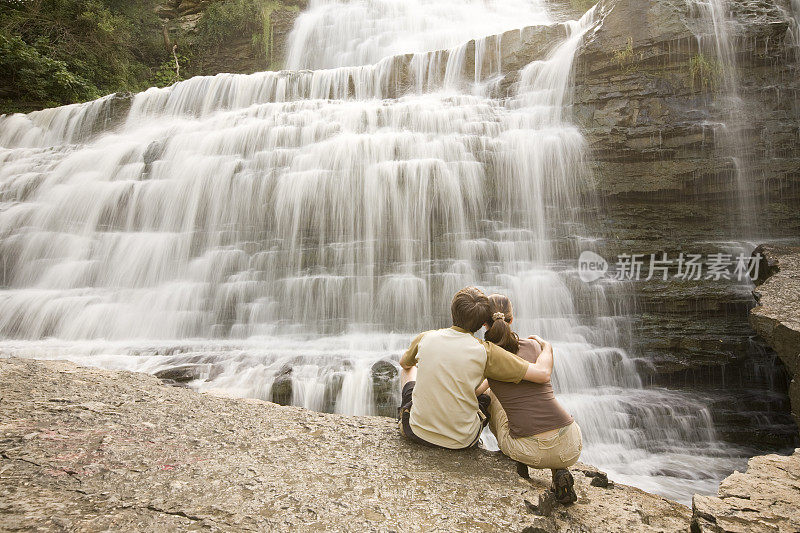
[451,286,491,333]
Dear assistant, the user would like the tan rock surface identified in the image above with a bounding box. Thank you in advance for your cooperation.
[0,358,690,532]
[691,450,800,532]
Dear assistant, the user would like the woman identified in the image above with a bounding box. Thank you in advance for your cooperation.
[477,293,582,505]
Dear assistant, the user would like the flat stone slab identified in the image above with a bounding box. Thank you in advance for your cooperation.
[691,449,800,533]
[0,357,690,532]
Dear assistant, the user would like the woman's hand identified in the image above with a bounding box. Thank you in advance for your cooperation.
[528,334,549,350]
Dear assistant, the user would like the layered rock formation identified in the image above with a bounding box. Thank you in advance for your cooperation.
[573,0,799,368]
[750,245,800,430]
[0,358,691,532]
[569,0,800,448]
[574,0,799,199]
[691,449,800,532]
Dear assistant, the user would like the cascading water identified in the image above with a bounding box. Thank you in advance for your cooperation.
[285,0,551,69]
[0,0,755,504]
[790,0,800,50]
[688,0,763,235]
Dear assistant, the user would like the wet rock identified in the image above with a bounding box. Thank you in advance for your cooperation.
[83,92,133,139]
[154,364,203,384]
[691,449,800,532]
[371,359,398,418]
[570,0,800,454]
[580,467,613,488]
[270,365,293,406]
[104,92,134,128]
[0,357,692,532]
[323,369,346,411]
[142,140,165,168]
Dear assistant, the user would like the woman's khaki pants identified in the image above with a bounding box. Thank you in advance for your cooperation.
[488,391,582,470]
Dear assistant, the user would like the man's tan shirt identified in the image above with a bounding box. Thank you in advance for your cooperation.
[399,326,528,448]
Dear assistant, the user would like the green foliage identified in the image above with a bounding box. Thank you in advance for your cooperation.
[0,0,167,113]
[0,0,295,113]
[151,53,190,87]
[196,0,264,50]
[689,53,722,93]
[0,30,99,110]
[195,0,298,68]
[612,37,642,73]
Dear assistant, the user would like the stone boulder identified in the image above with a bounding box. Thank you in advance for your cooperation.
[691,449,800,532]
[371,359,399,417]
[269,364,293,405]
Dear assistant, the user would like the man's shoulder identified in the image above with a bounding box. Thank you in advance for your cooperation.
[414,328,484,352]
[410,329,437,342]
[412,327,458,340]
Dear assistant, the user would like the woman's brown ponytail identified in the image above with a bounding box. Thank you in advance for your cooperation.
[484,294,519,354]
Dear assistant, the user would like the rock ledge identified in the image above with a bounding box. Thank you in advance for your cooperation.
[0,357,690,532]
[691,449,800,533]
[750,244,800,429]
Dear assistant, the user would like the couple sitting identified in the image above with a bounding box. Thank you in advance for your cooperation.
[397,286,582,504]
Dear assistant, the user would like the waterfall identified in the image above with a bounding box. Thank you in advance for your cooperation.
[791,0,800,50]
[0,0,752,504]
[285,0,551,69]
[689,0,762,235]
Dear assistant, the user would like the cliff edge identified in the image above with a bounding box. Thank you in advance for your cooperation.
[750,245,800,431]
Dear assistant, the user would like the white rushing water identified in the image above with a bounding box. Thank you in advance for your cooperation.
[0,0,752,503]
[286,0,551,69]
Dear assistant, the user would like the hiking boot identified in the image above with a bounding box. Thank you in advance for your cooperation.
[551,468,578,505]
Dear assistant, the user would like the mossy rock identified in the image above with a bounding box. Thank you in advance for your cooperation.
[270,365,293,405]
[371,360,399,418]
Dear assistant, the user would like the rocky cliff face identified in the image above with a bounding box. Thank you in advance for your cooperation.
[574,0,799,199]
[569,0,800,448]
[0,358,691,532]
[750,245,800,430]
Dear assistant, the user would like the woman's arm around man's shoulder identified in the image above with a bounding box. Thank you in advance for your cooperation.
[522,335,553,384]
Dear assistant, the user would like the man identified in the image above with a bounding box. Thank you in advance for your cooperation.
[397,286,554,450]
